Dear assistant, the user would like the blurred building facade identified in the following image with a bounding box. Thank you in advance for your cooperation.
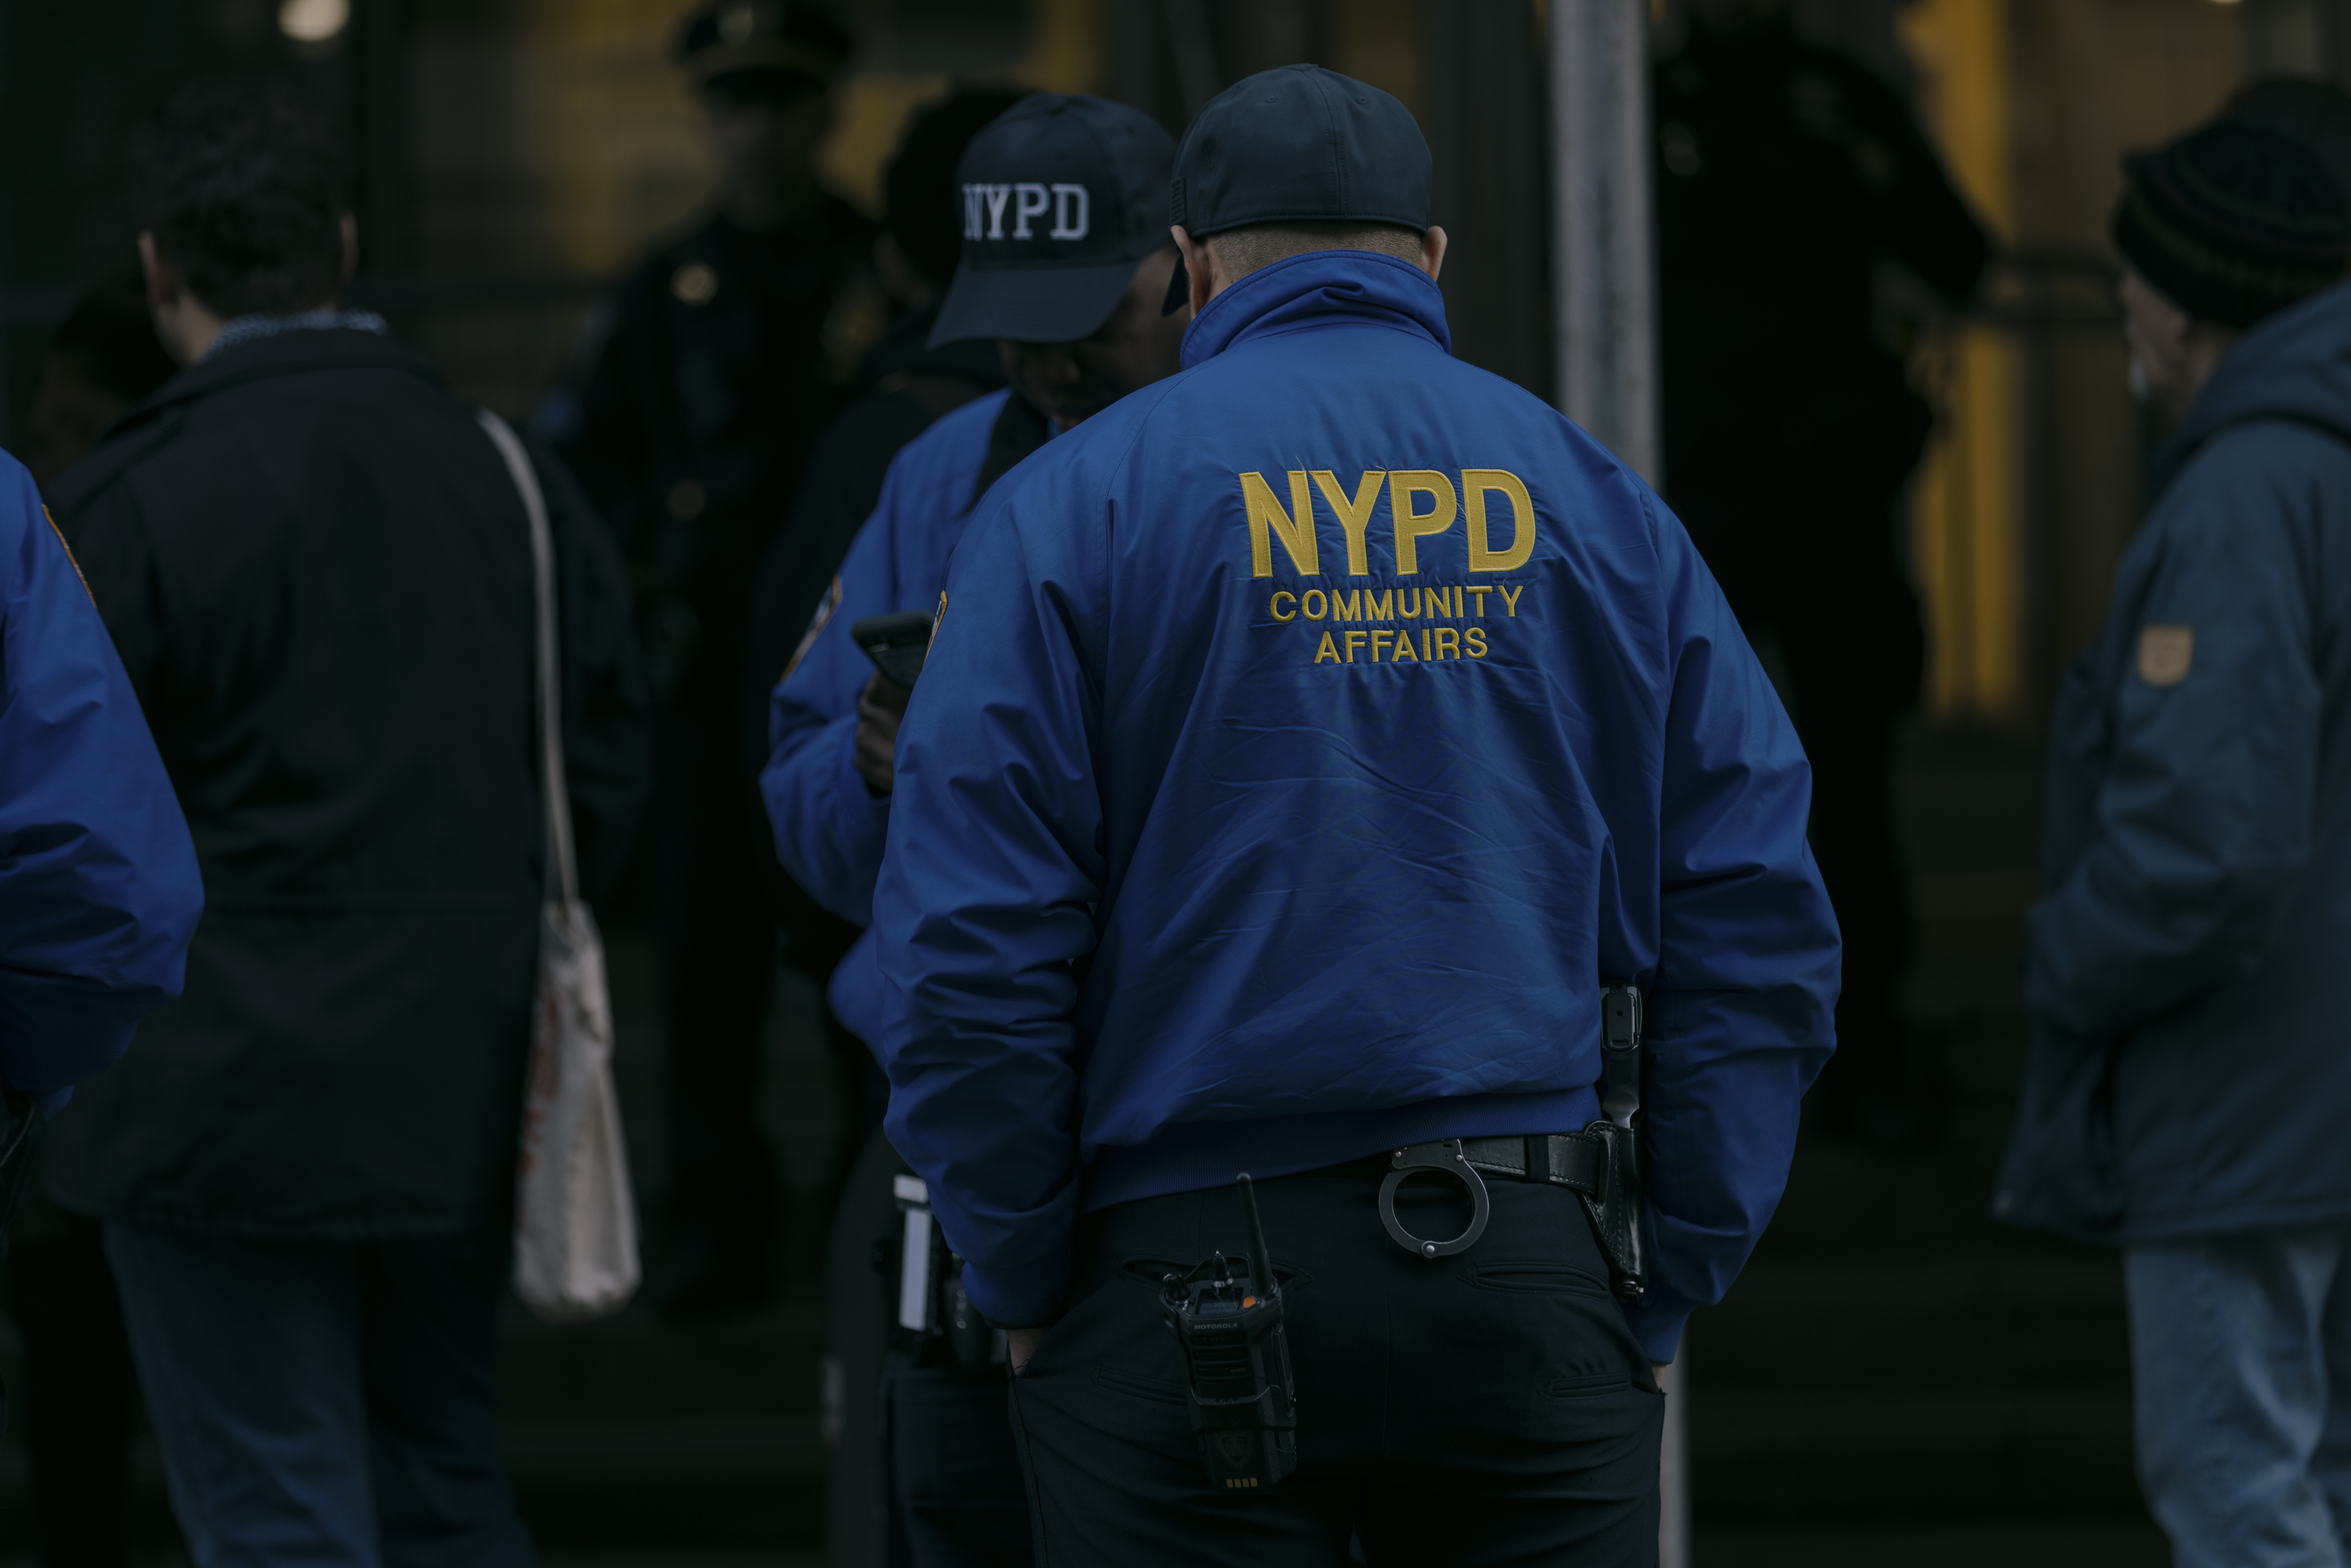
[2,0,2347,728]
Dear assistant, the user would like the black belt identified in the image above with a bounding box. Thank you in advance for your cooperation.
[1376,1131,1610,1260]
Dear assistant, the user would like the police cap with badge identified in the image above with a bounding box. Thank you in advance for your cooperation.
[929,95,1176,348]
[673,0,850,102]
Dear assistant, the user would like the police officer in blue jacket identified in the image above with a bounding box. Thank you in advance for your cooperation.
[868,67,1840,1562]
[763,95,1186,1567]
[0,455,201,1119]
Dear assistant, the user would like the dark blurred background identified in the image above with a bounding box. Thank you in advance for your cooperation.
[2,0,2348,1563]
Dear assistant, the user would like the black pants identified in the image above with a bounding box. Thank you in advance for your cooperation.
[1007,1163,1662,1566]
[886,1360,1033,1566]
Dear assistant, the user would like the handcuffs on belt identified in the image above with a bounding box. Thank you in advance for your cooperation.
[1374,983,1646,1302]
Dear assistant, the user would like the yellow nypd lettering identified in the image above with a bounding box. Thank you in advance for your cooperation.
[1393,628,1419,661]
[1371,628,1395,661]
[1387,471,1458,574]
[1270,591,1298,621]
[1312,470,1386,577]
[1434,626,1462,658]
[1344,630,1367,662]
[1464,469,1538,573]
[1362,588,1393,620]
[1467,585,1492,617]
[1498,584,1524,617]
[1240,470,1320,578]
[1315,632,1339,662]
[1300,588,1326,620]
[1329,588,1361,622]
[1466,626,1488,657]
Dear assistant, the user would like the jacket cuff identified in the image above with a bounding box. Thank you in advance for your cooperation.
[1625,1301,1689,1364]
[957,1251,1070,1331]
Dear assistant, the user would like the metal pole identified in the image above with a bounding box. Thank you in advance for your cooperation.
[1549,0,1661,487]
[1658,1334,1691,1566]
[1550,5,1683,1562]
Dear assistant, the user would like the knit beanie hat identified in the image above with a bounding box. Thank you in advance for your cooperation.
[2112,119,2350,329]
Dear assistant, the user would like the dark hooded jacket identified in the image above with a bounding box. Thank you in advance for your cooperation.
[43,328,648,1239]
[1996,279,2351,1243]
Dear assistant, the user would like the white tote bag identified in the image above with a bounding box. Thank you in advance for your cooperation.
[478,411,642,1323]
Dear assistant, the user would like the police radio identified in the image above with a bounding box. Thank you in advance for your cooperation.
[1160,1173,1299,1490]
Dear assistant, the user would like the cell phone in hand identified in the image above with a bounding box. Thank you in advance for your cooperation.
[851,611,933,690]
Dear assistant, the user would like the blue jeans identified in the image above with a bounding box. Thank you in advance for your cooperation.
[104,1223,533,1568]
[2128,1227,2351,1568]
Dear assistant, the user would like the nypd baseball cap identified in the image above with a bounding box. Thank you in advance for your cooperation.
[929,94,1179,347]
[1161,65,1431,313]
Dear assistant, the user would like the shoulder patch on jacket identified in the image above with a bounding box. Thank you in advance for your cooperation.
[782,575,841,686]
[2137,625,2193,689]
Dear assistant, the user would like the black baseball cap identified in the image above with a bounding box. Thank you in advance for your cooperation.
[1161,65,1430,313]
[929,95,1179,347]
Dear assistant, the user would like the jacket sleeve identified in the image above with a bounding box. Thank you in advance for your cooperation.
[0,462,204,1106]
[759,456,918,925]
[1632,496,1842,1362]
[539,443,651,901]
[868,489,1103,1328]
[2025,451,2319,1041]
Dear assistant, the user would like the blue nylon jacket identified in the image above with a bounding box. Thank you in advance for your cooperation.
[870,252,1840,1357]
[0,456,202,1110]
[1996,279,2351,1244]
[763,389,1023,1048]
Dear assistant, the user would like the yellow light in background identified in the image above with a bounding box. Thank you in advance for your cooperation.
[1897,0,2025,728]
[279,0,350,43]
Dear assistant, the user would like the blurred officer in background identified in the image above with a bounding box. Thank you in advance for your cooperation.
[870,65,1838,1563]
[764,92,1185,1568]
[744,84,1024,715]
[45,81,647,1563]
[1655,0,1989,1146]
[6,266,182,1568]
[1995,121,2351,1568]
[548,0,875,1315]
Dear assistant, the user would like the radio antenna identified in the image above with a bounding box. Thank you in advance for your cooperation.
[1236,1173,1278,1300]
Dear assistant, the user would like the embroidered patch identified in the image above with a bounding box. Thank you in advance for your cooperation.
[781,575,841,686]
[2137,624,2194,689]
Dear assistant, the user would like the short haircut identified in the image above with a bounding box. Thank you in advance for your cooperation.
[1204,221,1424,284]
[885,86,1027,289]
[127,81,346,319]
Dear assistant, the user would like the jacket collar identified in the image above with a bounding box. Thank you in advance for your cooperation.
[1179,249,1452,371]
[115,327,440,431]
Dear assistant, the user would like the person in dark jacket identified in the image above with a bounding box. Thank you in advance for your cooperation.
[545,0,877,1317]
[1993,121,2351,1568]
[1655,0,1990,1146]
[43,82,647,1563]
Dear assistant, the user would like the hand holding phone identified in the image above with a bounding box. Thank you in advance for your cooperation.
[851,611,933,690]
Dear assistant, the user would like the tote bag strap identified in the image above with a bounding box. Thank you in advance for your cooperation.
[475,410,579,907]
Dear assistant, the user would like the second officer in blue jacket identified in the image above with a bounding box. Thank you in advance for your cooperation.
[870,67,1840,1562]
[764,93,1187,1566]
